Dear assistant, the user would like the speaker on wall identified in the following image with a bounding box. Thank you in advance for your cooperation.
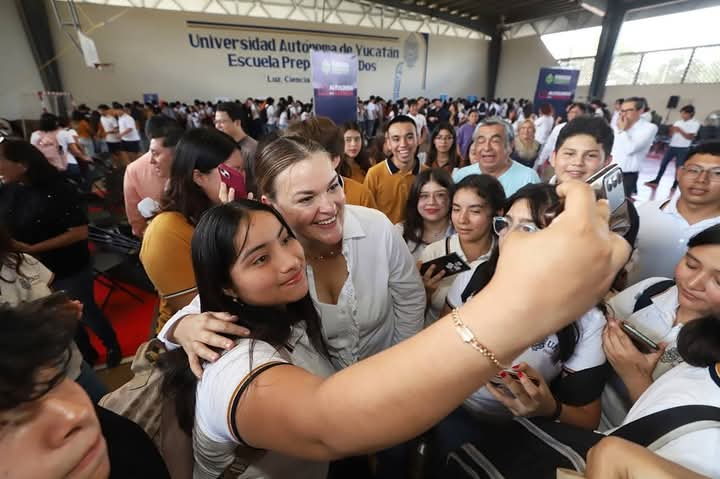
[667,95,680,109]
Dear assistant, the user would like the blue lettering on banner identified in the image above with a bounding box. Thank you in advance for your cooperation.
[190,29,403,77]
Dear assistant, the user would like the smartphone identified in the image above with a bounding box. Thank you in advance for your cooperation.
[585,164,630,236]
[620,322,659,354]
[489,369,541,387]
[419,252,470,278]
[217,164,247,199]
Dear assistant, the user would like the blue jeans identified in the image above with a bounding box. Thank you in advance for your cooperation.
[652,146,689,187]
[54,267,119,351]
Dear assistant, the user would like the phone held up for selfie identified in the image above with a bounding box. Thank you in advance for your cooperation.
[419,252,471,278]
[585,164,631,236]
[217,164,248,200]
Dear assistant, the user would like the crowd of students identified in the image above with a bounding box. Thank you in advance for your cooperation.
[0,90,719,479]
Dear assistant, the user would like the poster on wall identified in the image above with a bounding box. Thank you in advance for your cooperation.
[533,67,580,116]
[311,50,358,125]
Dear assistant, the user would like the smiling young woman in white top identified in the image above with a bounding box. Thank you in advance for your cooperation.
[419,174,504,325]
[395,168,455,260]
[159,136,426,371]
[601,223,720,428]
[154,181,630,478]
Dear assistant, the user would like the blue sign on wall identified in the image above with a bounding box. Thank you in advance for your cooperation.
[311,50,358,125]
[533,68,580,117]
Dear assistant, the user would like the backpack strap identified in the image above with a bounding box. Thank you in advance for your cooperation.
[632,279,676,313]
[610,404,720,450]
[445,236,451,256]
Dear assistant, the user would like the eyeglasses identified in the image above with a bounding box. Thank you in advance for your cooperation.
[492,216,539,236]
[680,164,720,182]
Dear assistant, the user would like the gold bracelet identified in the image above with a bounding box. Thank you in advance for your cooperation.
[451,308,506,370]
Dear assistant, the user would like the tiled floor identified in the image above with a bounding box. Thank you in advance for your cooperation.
[634,148,679,205]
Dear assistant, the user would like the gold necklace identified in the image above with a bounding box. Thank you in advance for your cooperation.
[309,248,342,261]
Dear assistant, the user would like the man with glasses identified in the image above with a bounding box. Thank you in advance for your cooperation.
[629,141,720,284]
[611,97,658,196]
[452,118,540,196]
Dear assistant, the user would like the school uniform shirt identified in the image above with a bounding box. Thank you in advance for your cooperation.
[407,113,427,138]
[393,222,454,260]
[611,119,658,174]
[118,113,141,141]
[266,105,277,125]
[31,129,78,166]
[340,175,376,209]
[140,211,196,331]
[100,115,121,143]
[602,277,685,428]
[194,323,334,479]
[364,158,421,224]
[464,307,607,418]
[534,115,554,145]
[451,160,540,197]
[629,195,720,284]
[536,122,566,169]
[617,362,720,479]
[159,205,425,370]
[419,234,494,325]
[669,118,701,148]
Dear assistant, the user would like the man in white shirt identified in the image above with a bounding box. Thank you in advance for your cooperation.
[99,103,127,166]
[366,96,379,137]
[535,102,589,170]
[646,105,701,190]
[118,103,142,161]
[610,98,623,129]
[611,97,659,196]
[407,99,428,144]
[629,141,720,284]
[453,118,540,197]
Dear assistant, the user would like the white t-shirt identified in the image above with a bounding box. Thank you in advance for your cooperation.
[464,307,607,417]
[30,129,78,165]
[629,196,720,284]
[266,105,277,125]
[278,111,288,129]
[419,234,493,325]
[669,118,700,148]
[100,115,120,143]
[118,113,141,141]
[611,118,658,173]
[366,102,378,121]
[408,113,427,138]
[534,115,554,145]
[618,362,720,479]
[602,278,685,428]
[194,323,334,479]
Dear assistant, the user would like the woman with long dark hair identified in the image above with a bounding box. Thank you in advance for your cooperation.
[601,223,720,428]
[432,184,609,463]
[140,128,244,331]
[0,138,121,366]
[158,190,628,478]
[340,121,371,183]
[419,174,504,325]
[396,168,454,259]
[425,122,462,173]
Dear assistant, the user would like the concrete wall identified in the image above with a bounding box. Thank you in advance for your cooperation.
[0,2,45,120]
[496,35,559,101]
[46,3,488,108]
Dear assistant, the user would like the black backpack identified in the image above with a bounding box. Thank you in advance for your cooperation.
[444,405,720,479]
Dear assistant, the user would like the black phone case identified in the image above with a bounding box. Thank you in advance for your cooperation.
[419,252,471,278]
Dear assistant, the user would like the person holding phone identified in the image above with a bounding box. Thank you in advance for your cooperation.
[419,174,504,325]
[431,184,610,473]
[396,168,455,260]
[140,128,245,332]
[601,223,720,428]
[154,178,629,479]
